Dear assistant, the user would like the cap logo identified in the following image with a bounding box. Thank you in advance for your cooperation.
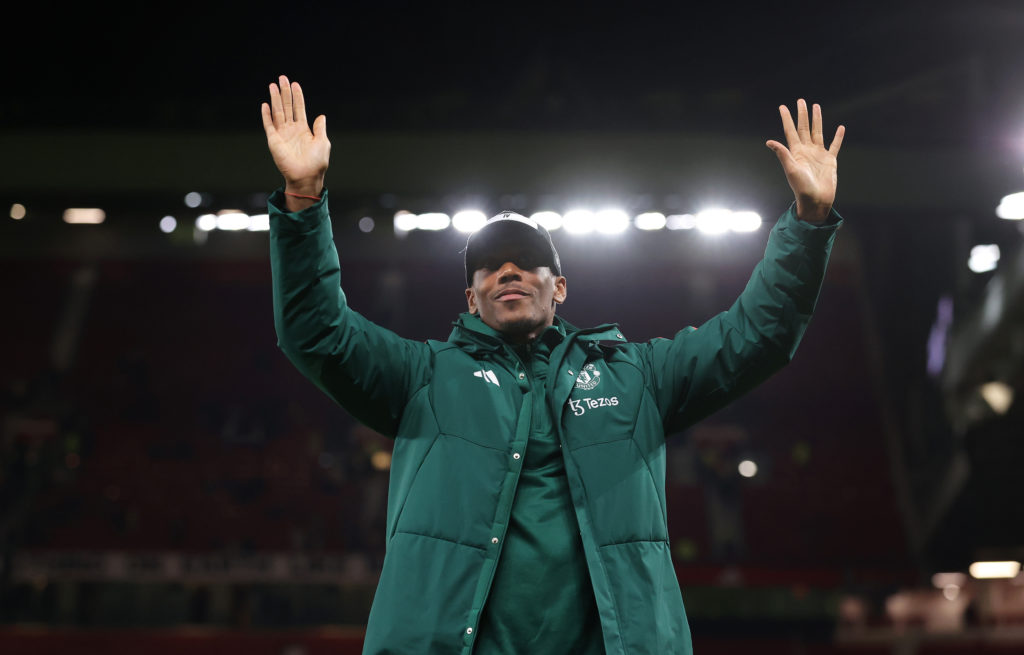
[490,212,539,231]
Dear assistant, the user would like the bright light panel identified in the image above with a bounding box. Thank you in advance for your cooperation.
[416,213,450,230]
[393,211,418,233]
[563,209,595,234]
[216,211,250,231]
[729,211,762,232]
[696,209,731,235]
[531,211,563,231]
[968,244,1000,273]
[248,214,270,231]
[666,214,696,230]
[969,561,1021,579]
[196,214,217,231]
[996,191,1024,220]
[452,210,486,233]
[635,212,666,230]
[63,208,106,224]
[594,208,629,234]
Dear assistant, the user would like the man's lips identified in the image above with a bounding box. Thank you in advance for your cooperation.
[495,288,530,301]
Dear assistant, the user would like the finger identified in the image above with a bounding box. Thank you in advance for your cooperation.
[312,114,327,140]
[796,99,810,142]
[828,125,846,157]
[811,103,824,146]
[261,102,276,136]
[292,81,308,128]
[269,82,284,125]
[778,105,799,148]
[279,74,293,122]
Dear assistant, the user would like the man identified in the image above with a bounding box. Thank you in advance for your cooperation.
[261,74,844,654]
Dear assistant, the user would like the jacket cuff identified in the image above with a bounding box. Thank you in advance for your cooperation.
[268,187,330,232]
[772,202,843,249]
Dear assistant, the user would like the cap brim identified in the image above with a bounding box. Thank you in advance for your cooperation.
[465,220,559,283]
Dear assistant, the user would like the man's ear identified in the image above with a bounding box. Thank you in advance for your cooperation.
[553,276,567,305]
[466,286,478,314]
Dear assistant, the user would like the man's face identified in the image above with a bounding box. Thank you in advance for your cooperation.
[465,249,567,343]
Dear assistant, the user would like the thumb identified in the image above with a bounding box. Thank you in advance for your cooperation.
[313,114,327,139]
[765,140,795,168]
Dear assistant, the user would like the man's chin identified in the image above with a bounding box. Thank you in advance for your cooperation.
[495,314,546,340]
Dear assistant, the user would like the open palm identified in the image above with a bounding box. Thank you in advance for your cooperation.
[766,99,845,223]
[261,75,330,192]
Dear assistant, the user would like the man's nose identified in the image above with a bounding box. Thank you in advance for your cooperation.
[497,262,524,282]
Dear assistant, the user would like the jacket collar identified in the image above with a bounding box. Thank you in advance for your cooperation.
[448,312,626,350]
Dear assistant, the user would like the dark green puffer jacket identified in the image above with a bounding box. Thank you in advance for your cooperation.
[269,189,842,654]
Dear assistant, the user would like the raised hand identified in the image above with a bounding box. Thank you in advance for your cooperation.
[261,75,330,207]
[766,99,845,224]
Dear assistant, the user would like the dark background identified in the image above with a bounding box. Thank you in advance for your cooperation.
[6,1,1023,143]
[2,1,1024,653]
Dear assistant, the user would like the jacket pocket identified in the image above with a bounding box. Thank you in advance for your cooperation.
[568,438,668,544]
[393,433,507,548]
[365,532,485,654]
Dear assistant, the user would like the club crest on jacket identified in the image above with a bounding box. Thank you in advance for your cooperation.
[574,363,602,390]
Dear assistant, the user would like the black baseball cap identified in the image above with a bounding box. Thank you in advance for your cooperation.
[464,211,562,286]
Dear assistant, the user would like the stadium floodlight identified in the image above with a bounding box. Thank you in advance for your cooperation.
[196,214,217,231]
[358,217,376,233]
[159,216,177,233]
[969,561,1021,579]
[531,211,563,231]
[184,192,203,208]
[666,214,696,230]
[563,209,595,234]
[393,211,418,233]
[248,214,270,231]
[696,209,731,235]
[996,192,1024,220]
[416,213,451,231]
[729,211,762,233]
[452,210,487,233]
[63,208,106,225]
[635,212,667,230]
[968,244,1000,273]
[594,208,630,234]
[10,203,26,220]
[216,211,250,231]
[738,460,758,478]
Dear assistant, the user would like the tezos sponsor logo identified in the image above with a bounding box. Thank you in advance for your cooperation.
[568,396,619,417]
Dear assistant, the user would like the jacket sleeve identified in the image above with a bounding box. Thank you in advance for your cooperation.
[269,189,431,437]
[642,204,843,434]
